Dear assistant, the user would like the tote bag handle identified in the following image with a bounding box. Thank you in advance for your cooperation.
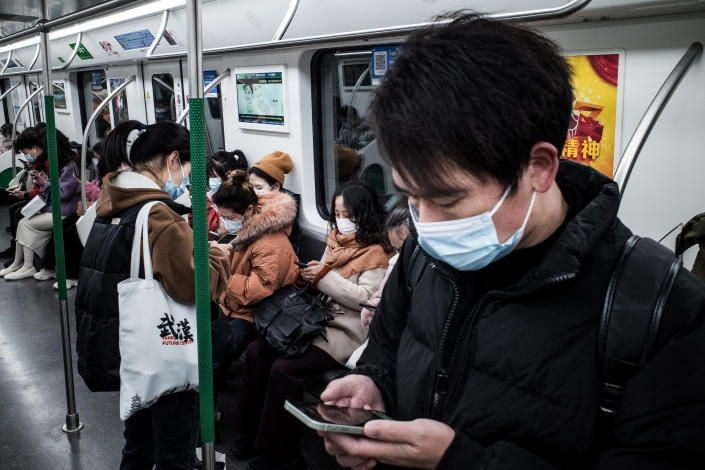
[129,201,165,279]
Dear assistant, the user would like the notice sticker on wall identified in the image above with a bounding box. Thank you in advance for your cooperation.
[371,46,401,85]
[69,42,94,60]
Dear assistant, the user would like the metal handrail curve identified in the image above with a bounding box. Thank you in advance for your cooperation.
[146,10,170,57]
[176,68,230,125]
[80,75,136,209]
[0,50,12,75]
[11,85,44,177]
[0,83,20,103]
[27,44,41,71]
[272,0,301,41]
[54,32,83,71]
[614,42,703,198]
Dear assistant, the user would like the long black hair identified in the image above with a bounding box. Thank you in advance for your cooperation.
[211,150,248,179]
[14,125,77,169]
[98,120,143,183]
[328,181,389,250]
[129,121,190,176]
[212,169,258,215]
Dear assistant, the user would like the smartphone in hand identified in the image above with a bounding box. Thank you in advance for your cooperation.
[284,400,390,435]
[359,303,377,311]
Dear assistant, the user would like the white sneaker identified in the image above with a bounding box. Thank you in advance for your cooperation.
[33,268,56,280]
[0,264,21,277]
[5,266,37,280]
[53,279,78,290]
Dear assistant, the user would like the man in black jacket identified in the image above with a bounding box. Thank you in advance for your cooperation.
[319,13,705,470]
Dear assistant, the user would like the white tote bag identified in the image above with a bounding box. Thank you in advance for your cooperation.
[76,203,96,247]
[117,201,199,421]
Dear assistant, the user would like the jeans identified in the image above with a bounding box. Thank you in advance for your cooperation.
[228,317,258,360]
[119,390,199,470]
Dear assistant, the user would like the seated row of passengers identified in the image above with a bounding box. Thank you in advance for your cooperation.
[64,120,404,469]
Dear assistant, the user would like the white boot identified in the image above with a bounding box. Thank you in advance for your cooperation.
[5,266,37,280]
[0,243,24,277]
[34,268,56,280]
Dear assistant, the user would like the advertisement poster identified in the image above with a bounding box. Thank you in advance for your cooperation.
[562,54,620,178]
[371,46,402,85]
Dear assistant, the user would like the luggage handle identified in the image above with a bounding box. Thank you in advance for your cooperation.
[129,201,165,280]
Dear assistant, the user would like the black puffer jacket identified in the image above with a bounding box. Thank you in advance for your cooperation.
[357,161,705,469]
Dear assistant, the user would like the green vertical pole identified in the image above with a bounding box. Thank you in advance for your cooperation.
[40,0,82,433]
[190,97,215,446]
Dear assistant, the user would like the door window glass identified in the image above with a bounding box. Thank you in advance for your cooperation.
[152,73,176,122]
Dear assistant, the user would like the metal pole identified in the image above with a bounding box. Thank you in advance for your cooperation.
[176,69,229,125]
[146,10,169,57]
[27,44,41,71]
[54,32,83,71]
[186,0,215,468]
[40,0,83,434]
[79,75,136,209]
[614,42,702,198]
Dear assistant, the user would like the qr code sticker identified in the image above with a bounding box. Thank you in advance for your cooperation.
[374,51,387,76]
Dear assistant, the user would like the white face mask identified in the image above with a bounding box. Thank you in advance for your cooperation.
[335,217,357,235]
[410,187,536,271]
[254,184,274,195]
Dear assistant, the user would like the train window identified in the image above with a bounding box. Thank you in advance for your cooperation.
[80,70,110,143]
[313,49,397,217]
[151,73,177,122]
[28,81,43,125]
[109,78,130,126]
[204,70,225,154]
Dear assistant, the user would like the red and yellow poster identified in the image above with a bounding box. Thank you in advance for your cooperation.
[562,54,620,178]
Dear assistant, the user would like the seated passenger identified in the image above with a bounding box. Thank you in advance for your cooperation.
[347,203,410,368]
[75,121,230,470]
[230,181,390,469]
[1,127,80,280]
[215,169,299,359]
[248,151,302,256]
[320,14,705,470]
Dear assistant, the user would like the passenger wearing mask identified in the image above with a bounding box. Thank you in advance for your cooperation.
[208,150,248,201]
[248,151,301,256]
[320,14,705,470]
[347,203,410,368]
[74,121,230,470]
[1,127,80,280]
[215,170,299,359]
[231,181,390,470]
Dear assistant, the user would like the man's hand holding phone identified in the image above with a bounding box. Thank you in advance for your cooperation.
[319,375,455,470]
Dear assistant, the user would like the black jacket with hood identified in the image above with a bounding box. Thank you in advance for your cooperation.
[356,161,705,469]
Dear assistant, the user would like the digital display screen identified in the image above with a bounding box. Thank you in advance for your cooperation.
[236,72,284,125]
[114,29,155,51]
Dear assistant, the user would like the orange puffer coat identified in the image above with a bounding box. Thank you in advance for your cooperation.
[219,191,299,322]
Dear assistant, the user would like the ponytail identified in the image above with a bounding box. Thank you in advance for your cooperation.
[98,120,144,182]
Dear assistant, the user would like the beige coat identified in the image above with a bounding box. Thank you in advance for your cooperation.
[312,246,386,364]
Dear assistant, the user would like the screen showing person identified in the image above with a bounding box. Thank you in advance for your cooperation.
[236,72,285,125]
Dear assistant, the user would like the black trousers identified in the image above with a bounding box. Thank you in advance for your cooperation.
[233,337,340,458]
[41,213,82,278]
[119,390,199,470]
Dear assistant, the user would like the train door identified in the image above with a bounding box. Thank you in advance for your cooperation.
[77,69,109,146]
[9,76,29,132]
[105,65,147,127]
[142,62,184,124]
[182,60,226,155]
[26,76,44,126]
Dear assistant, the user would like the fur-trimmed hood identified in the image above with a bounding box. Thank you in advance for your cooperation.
[232,191,297,248]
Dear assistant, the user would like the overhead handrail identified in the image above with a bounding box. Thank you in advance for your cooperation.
[0,50,13,76]
[80,75,136,209]
[27,44,41,71]
[146,10,170,57]
[11,85,44,177]
[153,76,174,93]
[0,83,20,103]
[272,0,301,41]
[176,68,230,125]
[54,32,83,71]
[614,42,702,198]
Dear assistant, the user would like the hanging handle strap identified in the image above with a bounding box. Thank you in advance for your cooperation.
[129,201,165,279]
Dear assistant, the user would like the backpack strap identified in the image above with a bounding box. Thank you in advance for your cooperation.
[598,235,681,415]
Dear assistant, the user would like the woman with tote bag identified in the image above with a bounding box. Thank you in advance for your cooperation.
[74,122,231,470]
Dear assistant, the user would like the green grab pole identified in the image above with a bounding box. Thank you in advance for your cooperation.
[44,96,68,301]
[190,97,216,444]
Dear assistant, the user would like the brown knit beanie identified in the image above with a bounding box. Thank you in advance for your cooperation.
[252,151,293,185]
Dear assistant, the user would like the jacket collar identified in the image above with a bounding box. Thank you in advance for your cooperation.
[409,161,620,289]
[232,191,297,247]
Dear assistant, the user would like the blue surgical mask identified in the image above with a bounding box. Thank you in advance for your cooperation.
[410,187,536,271]
[223,218,243,234]
[208,177,222,192]
[162,162,190,200]
[24,153,36,163]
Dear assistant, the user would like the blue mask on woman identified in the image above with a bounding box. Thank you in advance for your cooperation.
[162,162,190,200]
[410,187,536,271]
[24,153,36,163]
[208,177,222,192]
[223,218,243,234]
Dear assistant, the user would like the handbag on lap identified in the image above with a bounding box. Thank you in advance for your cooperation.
[255,284,331,358]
